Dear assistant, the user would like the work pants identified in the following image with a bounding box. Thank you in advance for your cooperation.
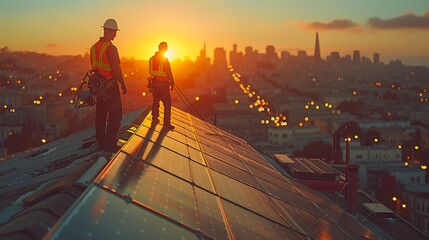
[95,85,122,150]
[152,81,172,125]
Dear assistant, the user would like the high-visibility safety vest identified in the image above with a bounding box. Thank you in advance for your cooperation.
[90,41,114,79]
[149,54,168,81]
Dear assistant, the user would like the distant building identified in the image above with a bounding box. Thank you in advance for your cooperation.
[0,125,22,137]
[353,50,361,65]
[314,32,321,65]
[401,183,429,235]
[297,50,309,64]
[373,53,380,64]
[327,51,340,64]
[244,46,257,69]
[229,44,244,68]
[213,47,227,70]
[280,50,291,62]
[268,126,331,152]
[265,45,278,63]
[340,140,403,189]
[362,56,372,65]
[195,42,210,69]
[367,167,429,234]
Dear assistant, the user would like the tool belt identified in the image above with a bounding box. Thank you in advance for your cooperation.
[88,70,116,99]
[147,76,170,93]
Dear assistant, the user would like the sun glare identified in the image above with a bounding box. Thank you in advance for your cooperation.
[164,51,170,58]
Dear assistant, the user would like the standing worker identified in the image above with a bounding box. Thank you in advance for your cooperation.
[149,42,175,130]
[90,18,127,152]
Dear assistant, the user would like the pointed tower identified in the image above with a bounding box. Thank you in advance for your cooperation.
[314,32,321,65]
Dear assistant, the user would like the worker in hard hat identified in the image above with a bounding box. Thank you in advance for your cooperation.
[90,18,127,152]
[149,42,175,130]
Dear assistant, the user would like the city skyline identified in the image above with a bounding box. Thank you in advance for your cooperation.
[1,0,429,66]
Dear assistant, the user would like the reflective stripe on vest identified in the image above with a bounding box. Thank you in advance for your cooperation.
[149,55,167,80]
[90,41,113,79]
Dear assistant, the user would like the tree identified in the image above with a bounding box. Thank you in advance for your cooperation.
[294,141,332,160]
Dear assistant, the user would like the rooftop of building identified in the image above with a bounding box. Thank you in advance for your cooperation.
[0,106,427,239]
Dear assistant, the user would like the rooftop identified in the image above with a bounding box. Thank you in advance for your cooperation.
[0,106,427,239]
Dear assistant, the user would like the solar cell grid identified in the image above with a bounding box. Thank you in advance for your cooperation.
[247,163,293,189]
[49,186,199,240]
[237,150,273,168]
[273,198,351,239]
[187,145,206,165]
[292,183,346,220]
[221,200,304,240]
[194,187,230,239]
[206,155,262,191]
[210,170,286,225]
[146,145,192,182]
[155,135,189,158]
[189,160,214,193]
[185,134,199,149]
[260,179,326,218]
[46,107,385,240]
[200,143,238,162]
[204,150,247,171]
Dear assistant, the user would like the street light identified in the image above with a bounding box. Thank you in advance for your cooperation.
[392,196,407,216]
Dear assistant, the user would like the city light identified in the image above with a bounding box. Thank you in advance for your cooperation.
[404,162,409,166]
[195,96,200,101]
[421,165,428,170]
[41,138,47,143]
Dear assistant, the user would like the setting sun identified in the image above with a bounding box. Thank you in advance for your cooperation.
[164,51,170,58]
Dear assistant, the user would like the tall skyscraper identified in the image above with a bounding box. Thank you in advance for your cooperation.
[213,47,227,70]
[314,32,321,64]
[230,43,244,67]
[196,42,210,69]
[353,50,361,65]
[373,53,380,64]
[265,45,278,63]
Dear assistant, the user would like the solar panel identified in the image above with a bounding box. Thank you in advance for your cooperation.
[206,155,262,191]
[189,160,214,193]
[49,186,199,240]
[273,198,351,239]
[96,153,198,229]
[258,178,325,218]
[210,170,286,225]
[48,107,383,239]
[222,200,304,240]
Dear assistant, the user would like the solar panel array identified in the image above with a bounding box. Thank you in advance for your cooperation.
[48,107,379,239]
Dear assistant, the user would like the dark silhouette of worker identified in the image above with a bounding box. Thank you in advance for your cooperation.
[149,42,175,130]
[90,18,127,152]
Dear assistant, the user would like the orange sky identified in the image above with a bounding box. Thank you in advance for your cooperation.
[1,0,429,66]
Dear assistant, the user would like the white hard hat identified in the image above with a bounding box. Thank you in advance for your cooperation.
[102,19,120,31]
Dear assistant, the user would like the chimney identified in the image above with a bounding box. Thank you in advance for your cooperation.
[346,163,360,214]
[332,132,342,164]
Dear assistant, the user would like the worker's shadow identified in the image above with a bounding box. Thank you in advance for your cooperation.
[135,123,172,162]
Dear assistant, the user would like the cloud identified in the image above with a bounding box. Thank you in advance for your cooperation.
[45,43,59,48]
[366,11,429,30]
[305,19,360,31]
